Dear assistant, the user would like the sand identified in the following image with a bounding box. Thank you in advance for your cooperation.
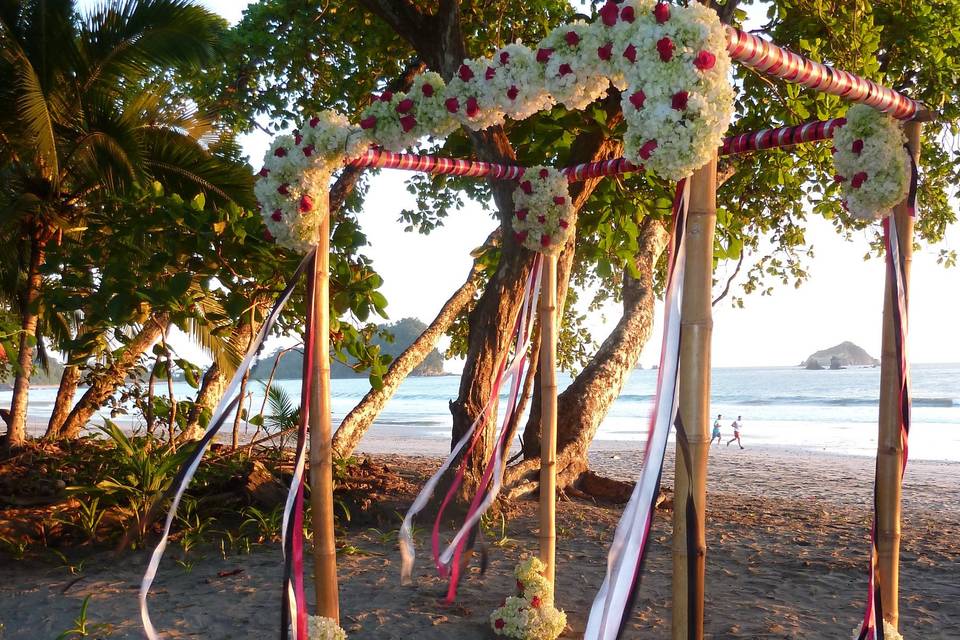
[1,440,958,639]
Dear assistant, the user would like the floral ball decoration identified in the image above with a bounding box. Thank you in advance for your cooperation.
[491,557,567,640]
[307,615,347,640]
[832,104,911,221]
[512,166,576,255]
[611,0,735,180]
[488,44,556,121]
[254,110,367,251]
[537,21,612,111]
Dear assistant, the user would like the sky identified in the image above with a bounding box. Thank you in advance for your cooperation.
[82,0,960,369]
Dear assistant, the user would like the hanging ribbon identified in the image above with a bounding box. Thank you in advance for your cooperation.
[584,179,689,640]
[140,250,315,640]
[857,158,914,640]
[399,254,542,597]
[281,254,318,640]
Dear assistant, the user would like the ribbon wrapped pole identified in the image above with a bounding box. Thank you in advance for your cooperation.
[538,254,559,587]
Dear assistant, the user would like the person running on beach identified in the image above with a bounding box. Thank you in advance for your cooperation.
[711,414,723,446]
[727,416,744,449]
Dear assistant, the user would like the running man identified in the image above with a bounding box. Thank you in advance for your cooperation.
[711,414,723,446]
[727,415,744,449]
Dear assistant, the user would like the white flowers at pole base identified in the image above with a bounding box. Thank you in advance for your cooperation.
[833,104,911,221]
[491,558,567,640]
[308,615,347,640]
[512,166,576,255]
[851,620,904,640]
[255,1,737,250]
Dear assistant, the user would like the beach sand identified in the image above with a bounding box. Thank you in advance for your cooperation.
[1,440,957,639]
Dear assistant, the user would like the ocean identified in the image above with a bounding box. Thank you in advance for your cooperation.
[6,363,959,461]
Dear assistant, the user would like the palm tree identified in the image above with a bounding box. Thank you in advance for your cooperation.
[0,0,253,447]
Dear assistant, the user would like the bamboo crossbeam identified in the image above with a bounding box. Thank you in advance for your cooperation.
[875,121,921,631]
[672,156,717,640]
[724,27,928,121]
[346,118,847,183]
[310,202,340,622]
[538,256,559,588]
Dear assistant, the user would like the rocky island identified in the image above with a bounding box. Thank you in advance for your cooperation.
[801,341,879,370]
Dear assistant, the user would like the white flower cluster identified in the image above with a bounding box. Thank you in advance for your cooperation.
[254,111,367,251]
[256,1,735,251]
[850,620,903,640]
[307,615,347,640]
[491,557,567,640]
[512,166,576,255]
[833,104,911,221]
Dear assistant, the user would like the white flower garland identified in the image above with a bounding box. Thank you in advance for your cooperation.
[257,0,733,249]
[308,615,347,640]
[491,558,567,640]
[512,166,576,255]
[833,104,911,221]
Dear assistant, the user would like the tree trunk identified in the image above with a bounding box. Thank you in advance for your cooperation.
[4,232,46,448]
[44,364,82,439]
[333,250,486,459]
[180,362,225,441]
[504,218,669,498]
[59,313,170,439]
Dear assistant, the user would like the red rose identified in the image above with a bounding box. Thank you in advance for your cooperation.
[379,90,393,102]
[396,98,414,113]
[599,1,619,26]
[298,195,313,213]
[672,91,689,111]
[620,6,636,22]
[531,596,542,608]
[520,180,533,194]
[445,97,460,113]
[558,63,573,76]
[485,66,496,81]
[494,619,505,630]
[277,183,290,195]
[851,172,868,188]
[623,44,637,63]
[639,139,658,160]
[302,144,315,157]
[654,2,670,23]
[499,51,510,65]
[597,42,613,61]
[694,51,716,71]
[258,167,269,177]
[263,229,274,241]
[539,168,550,179]
[565,31,580,47]
[399,115,417,132]
[553,196,566,205]
[559,219,569,228]
[852,139,864,154]
[274,147,287,157]
[834,174,846,183]
[458,64,474,81]
[536,48,554,63]
[421,83,434,97]
[537,215,546,223]
[506,85,519,100]
[514,231,528,244]
[293,131,302,145]
[541,234,551,247]
[657,37,675,62]
[465,97,479,118]
[629,90,646,110]
[309,116,320,128]
[271,209,282,221]
[516,208,528,220]
[359,116,377,129]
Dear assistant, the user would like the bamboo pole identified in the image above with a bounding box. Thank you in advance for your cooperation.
[672,156,717,640]
[538,254,558,588]
[876,121,921,631]
[310,202,340,621]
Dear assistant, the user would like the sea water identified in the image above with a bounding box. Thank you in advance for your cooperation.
[6,364,959,461]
